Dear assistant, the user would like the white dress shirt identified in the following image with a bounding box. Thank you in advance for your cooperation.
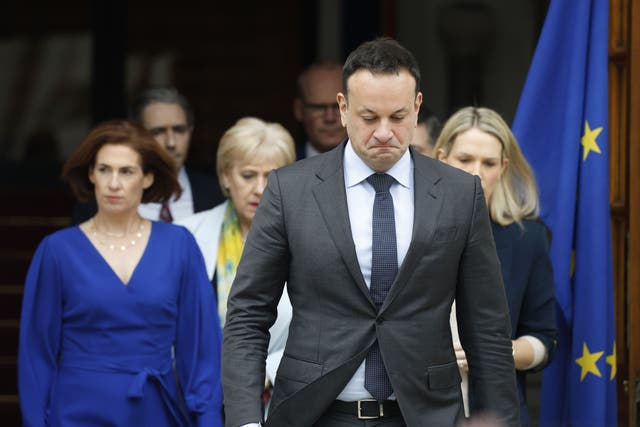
[336,141,414,401]
[138,167,194,221]
[305,141,321,158]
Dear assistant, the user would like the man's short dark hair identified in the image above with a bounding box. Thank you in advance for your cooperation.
[342,37,421,97]
[418,106,443,146]
[130,87,194,128]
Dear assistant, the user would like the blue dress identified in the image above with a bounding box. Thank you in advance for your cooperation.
[18,222,223,427]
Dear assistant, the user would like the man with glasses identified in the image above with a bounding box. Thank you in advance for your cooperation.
[293,62,347,158]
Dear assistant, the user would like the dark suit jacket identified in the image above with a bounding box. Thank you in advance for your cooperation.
[222,144,519,427]
[491,220,557,427]
[187,169,225,213]
[295,141,307,160]
[70,167,224,224]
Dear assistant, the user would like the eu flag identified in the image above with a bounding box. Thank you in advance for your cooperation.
[512,0,616,425]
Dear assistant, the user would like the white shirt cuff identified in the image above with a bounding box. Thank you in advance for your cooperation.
[520,335,548,369]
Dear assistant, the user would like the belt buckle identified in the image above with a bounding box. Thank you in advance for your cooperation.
[357,399,383,420]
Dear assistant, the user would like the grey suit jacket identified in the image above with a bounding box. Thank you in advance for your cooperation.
[222,143,519,427]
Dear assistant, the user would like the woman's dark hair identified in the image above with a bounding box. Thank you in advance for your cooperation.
[62,120,181,203]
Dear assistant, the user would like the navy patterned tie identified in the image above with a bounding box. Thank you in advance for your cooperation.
[364,173,397,402]
[159,202,173,223]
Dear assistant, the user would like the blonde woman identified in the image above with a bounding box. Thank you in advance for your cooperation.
[176,117,296,388]
[434,107,557,427]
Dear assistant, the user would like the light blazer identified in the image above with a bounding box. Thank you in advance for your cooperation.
[175,201,291,383]
[222,144,519,427]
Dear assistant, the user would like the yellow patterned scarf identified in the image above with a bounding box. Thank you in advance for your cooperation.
[216,203,244,327]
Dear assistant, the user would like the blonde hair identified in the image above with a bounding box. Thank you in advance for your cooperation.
[433,107,539,226]
[216,117,296,197]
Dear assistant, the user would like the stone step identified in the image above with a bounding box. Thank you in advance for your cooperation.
[0,394,21,426]
[0,357,17,395]
[0,320,19,358]
[0,285,23,320]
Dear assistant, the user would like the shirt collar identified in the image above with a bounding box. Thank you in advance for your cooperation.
[305,142,321,158]
[174,167,191,201]
[343,140,413,189]
[178,167,188,184]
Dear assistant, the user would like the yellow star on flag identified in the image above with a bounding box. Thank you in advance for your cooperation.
[576,342,603,381]
[606,342,617,380]
[581,120,602,161]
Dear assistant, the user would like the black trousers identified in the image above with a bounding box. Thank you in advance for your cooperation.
[313,411,406,427]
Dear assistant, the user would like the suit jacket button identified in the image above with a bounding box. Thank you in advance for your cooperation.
[376,316,384,324]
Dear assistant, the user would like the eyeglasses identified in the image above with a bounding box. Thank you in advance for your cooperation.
[302,101,340,116]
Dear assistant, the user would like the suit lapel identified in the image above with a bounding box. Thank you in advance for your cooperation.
[312,144,373,307]
[381,151,443,312]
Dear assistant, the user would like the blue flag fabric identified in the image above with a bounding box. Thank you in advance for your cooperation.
[512,0,617,426]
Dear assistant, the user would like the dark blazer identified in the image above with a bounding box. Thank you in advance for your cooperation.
[187,168,224,213]
[222,144,520,427]
[295,141,307,160]
[70,167,224,224]
[492,220,557,427]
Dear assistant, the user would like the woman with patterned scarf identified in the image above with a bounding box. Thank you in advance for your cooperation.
[176,117,296,395]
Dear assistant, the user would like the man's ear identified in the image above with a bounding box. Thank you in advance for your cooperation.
[337,92,348,127]
[415,92,423,116]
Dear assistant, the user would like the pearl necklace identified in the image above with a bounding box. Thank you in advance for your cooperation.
[90,218,145,251]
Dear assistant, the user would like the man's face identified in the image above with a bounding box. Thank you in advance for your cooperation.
[294,66,347,153]
[411,122,434,157]
[141,102,192,170]
[337,69,422,172]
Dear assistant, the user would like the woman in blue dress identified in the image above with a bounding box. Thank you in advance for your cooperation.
[18,120,223,426]
[434,107,557,427]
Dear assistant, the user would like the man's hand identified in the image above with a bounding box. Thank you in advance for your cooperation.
[454,342,468,374]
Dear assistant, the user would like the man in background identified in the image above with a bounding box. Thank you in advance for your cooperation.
[293,62,347,159]
[72,87,224,223]
[130,87,224,221]
[411,105,442,157]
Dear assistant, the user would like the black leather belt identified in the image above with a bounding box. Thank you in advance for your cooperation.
[328,399,401,420]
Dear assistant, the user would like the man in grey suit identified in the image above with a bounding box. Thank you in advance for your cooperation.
[222,38,519,427]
